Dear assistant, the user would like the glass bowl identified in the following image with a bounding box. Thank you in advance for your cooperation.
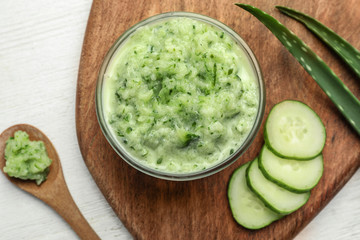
[95,12,265,181]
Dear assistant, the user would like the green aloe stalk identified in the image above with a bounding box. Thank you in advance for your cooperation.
[276,6,360,78]
[235,3,360,135]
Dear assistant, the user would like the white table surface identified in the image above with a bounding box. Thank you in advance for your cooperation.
[0,1,359,239]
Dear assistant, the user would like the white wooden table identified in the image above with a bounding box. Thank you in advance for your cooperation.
[0,1,359,239]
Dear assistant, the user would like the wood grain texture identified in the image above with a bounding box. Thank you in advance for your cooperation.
[76,0,360,239]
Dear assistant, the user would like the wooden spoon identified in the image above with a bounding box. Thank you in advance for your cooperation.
[0,124,100,240]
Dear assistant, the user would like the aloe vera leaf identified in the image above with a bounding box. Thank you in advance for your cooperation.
[276,6,360,78]
[235,3,360,135]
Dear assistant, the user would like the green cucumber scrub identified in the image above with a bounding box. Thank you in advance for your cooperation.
[3,131,52,185]
[103,17,259,173]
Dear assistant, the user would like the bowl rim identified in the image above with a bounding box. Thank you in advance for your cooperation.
[95,11,266,181]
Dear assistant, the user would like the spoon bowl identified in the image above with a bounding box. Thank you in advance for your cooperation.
[0,124,100,240]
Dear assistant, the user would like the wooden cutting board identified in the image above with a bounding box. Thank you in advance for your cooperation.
[76,0,360,239]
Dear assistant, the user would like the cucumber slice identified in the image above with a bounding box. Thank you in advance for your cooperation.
[264,100,326,160]
[246,158,310,214]
[227,161,282,229]
[259,145,323,193]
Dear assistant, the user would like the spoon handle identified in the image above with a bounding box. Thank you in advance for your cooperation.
[0,124,100,239]
[42,179,100,240]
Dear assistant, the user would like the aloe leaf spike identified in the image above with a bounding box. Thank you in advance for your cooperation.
[276,6,360,78]
[235,3,360,135]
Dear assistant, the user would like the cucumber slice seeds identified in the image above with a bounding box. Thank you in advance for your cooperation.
[228,100,325,229]
[264,100,326,160]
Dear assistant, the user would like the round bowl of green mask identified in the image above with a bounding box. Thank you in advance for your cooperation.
[96,12,265,180]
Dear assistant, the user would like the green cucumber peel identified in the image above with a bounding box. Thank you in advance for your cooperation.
[246,158,310,214]
[258,145,324,193]
[244,159,283,214]
[276,6,360,78]
[227,161,282,229]
[235,3,360,136]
